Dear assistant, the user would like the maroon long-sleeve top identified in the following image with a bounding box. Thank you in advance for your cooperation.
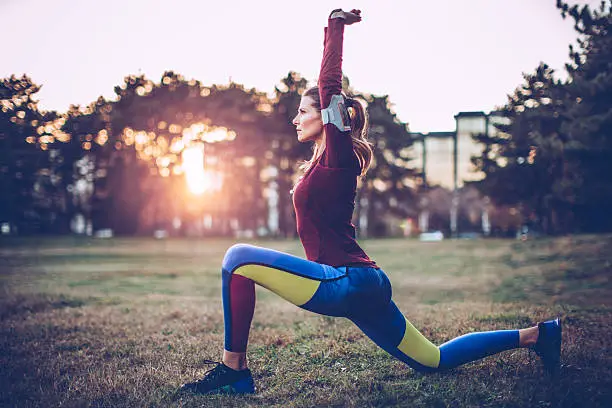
[292,16,377,268]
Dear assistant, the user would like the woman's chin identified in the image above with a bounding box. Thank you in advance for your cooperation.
[297,131,322,143]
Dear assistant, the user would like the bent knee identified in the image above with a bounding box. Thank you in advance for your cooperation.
[222,243,259,273]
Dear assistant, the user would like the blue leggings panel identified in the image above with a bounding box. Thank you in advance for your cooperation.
[438,330,520,370]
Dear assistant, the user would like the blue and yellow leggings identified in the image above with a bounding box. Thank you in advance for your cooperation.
[222,244,519,372]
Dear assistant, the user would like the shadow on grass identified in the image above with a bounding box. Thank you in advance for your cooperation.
[0,293,95,321]
[492,235,612,306]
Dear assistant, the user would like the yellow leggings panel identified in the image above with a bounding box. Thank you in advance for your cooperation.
[397,318,441,368]
[234,264,321,306]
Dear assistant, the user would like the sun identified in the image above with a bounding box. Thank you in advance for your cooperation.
[182,145,206,195]
[181,144,223,195]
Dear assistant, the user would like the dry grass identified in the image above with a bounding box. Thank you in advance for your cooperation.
[1,235,611,407]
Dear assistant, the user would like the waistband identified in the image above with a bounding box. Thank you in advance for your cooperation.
[337,265,381,274]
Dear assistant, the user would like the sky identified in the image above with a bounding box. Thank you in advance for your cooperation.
[1,0,601,132]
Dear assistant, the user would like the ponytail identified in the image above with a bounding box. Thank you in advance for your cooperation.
[345,97,373,176]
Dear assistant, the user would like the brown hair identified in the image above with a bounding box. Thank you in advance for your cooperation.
[298,87,373,177]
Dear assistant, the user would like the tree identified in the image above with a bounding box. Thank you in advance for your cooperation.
[557,0,612,232]
[357,94,417,237]
[0,75,51,233]
[471,64,570,234]
[92,72,278,236]
[271,72,311,237]
[472,1,612,234]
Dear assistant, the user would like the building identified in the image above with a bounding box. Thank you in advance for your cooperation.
[410,110,507,190]
[409,111,512,236]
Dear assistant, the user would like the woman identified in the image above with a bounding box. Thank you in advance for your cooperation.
[180,9,561,395]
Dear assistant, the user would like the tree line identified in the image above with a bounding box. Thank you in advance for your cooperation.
[0,0,610,237]
[0,70,416,237]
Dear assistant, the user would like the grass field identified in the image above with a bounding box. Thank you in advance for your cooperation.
[1,235,611,407]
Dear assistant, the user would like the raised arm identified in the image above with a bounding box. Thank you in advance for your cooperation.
[319,9,362,169]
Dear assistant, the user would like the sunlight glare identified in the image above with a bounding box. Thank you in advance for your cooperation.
[182,144,224,195]
[182,144,206,195]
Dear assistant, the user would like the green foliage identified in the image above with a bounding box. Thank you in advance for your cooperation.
[557,0,612,232]
[271,72,311,237]
[0,75,62,233]
[472,64,570,233]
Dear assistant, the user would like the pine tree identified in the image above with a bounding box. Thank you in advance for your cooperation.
[472,64,569,233]
[557,0,612,231]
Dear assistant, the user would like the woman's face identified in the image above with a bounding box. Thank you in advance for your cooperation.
[292,95,323,144]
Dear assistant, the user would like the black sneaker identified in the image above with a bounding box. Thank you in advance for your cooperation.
[533,318,562,375]
[180,360,255,395]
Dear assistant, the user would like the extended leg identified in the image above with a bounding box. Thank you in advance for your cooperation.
[437,329,519,369]
[351,301,521,372]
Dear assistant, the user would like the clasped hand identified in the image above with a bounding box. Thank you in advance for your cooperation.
[330,9,362,25]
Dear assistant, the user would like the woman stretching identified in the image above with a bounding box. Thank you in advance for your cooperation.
[180,9,561,395]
